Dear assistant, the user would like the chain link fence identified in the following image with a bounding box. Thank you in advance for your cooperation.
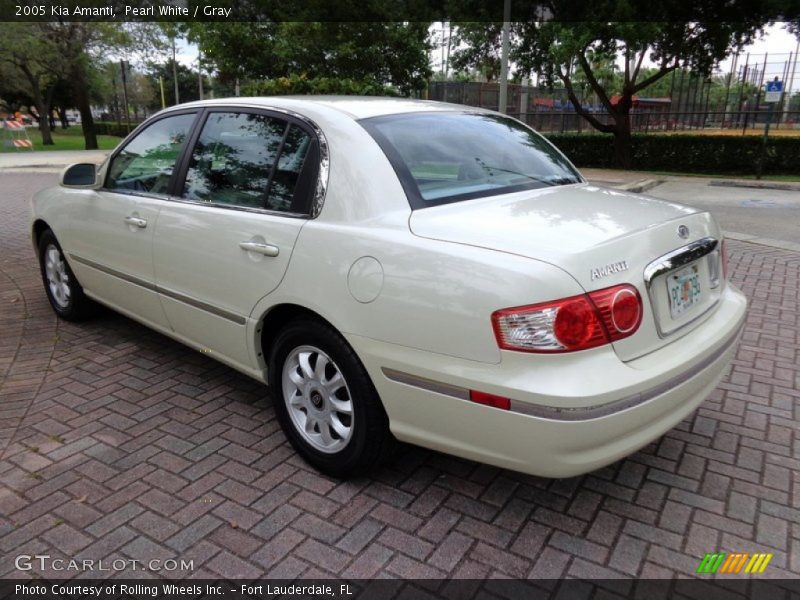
[428,81,800,135]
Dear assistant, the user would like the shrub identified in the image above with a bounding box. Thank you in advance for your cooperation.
[545,134,800,175]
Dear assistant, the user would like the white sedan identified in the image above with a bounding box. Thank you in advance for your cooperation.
[31,97,746,478]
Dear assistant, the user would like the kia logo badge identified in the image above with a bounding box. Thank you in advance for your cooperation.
[677,225,690,239]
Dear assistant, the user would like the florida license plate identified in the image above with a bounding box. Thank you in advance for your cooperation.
[667,263,702,319]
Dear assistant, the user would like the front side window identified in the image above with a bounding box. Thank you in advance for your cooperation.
[361,112,582,208]
[106,113,195,194]
[182,112,314,213]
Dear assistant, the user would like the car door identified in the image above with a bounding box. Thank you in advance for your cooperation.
[152,108,321,371]
[65,111,198,330]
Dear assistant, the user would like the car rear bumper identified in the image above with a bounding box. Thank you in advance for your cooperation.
[347,283,747,477]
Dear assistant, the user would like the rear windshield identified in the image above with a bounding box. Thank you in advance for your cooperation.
[361,112,582,208]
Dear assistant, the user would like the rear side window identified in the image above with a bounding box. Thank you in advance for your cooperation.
[361,112,582,208]
[182,111,315,213]
[106,113,196,194]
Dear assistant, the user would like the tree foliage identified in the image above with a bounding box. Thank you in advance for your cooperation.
[518,14,768,167]
[0,23,65,144]
[0,22,148,148]
[145,61,208,109]
[448,2,775,167]
[449,23,506,82]
[187,21,432,96]
[242,73,400,97]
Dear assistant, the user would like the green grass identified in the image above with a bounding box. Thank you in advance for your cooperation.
[0,126,121,153]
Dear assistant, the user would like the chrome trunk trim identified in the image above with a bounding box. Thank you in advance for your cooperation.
[643,236,719,338]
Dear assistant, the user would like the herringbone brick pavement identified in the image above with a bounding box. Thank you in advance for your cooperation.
[1,173,798,580]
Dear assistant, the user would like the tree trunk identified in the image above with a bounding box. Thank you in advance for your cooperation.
[21,65,53,145]
[34,93,54,146]
[73,65,98,150]
[58,106,69,129]
[613,124,633,170]
[39,103,53,145]
[612,95,634,169]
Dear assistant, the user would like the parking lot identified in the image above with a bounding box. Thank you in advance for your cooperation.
[1,171,798,581]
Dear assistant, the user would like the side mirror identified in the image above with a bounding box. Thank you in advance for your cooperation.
[61,163,99,188]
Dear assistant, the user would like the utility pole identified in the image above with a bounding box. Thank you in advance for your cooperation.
[440,21,445,78]
[198,49,204,100]
[498,0,511,114]
[751,52,768,133]
[172,37,180,105]
[721,52,737,128]
[159,76,166,110]
[777,53,791,127]
[119,60,131,134]
[111,71,121,129]
[445,22,453,81]
[737,53,749,131]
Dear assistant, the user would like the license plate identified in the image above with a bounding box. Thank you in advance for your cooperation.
[667,263,702,319]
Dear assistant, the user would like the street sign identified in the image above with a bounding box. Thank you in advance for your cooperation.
[765,78,783,103]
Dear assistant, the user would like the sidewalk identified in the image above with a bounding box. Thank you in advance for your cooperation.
[0,149,110,172]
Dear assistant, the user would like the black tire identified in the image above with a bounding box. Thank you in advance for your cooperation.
[37,229,96,321]
[268,317,394,478]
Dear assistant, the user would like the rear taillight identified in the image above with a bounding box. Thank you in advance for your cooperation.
[587,285,643,342]
[492,284,642,353]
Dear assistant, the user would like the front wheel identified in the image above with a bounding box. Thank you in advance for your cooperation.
[268,318,394,478]
[37,229,96,321]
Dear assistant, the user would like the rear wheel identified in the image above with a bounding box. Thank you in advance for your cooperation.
[37,229,96,321]
[269,318,394,478]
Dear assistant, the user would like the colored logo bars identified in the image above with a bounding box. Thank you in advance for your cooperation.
[697,552,773,574]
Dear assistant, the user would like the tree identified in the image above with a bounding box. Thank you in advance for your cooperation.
[146,61,208,109]
[0,58,36,116]
[514,11,768,168]
[188,22,432,96]
[0,23,63,145]
[185,22,281,90]
[450,23,506,82]
[449,3,774,167]
[44,23,132,150]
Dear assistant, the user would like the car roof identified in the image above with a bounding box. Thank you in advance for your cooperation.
[167,96,487,121]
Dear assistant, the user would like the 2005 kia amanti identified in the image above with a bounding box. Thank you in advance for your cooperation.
[31,97,746,478]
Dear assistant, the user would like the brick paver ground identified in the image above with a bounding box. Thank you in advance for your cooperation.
[1,172,798,580]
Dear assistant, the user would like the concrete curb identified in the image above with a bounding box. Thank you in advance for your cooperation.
[725,230,800,253]
[709,180,800,192]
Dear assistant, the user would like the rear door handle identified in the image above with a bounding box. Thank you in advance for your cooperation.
[239,241,279,257]
[124,215,147,228]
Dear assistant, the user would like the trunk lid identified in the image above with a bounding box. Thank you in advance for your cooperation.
[409,183,724,361]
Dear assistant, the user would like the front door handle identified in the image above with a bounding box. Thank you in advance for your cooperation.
[124,215,147,228]
[239,241,279,257]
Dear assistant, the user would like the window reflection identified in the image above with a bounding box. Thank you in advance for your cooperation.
[183,113,313,212]
[107,114,195,194]
[366,113,582,206]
